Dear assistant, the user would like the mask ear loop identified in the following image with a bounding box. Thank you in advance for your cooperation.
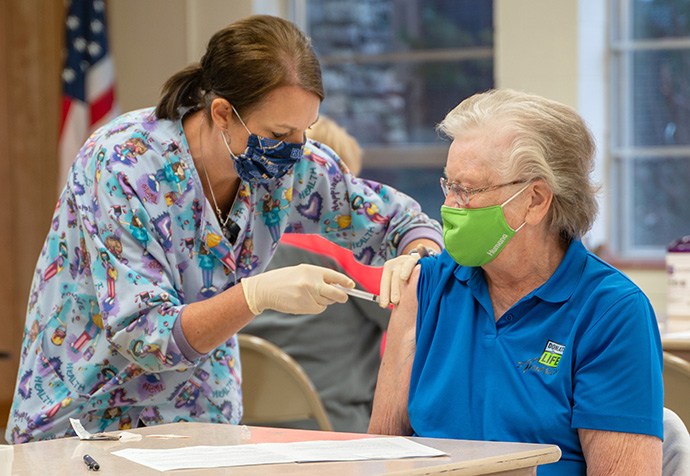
[500,182,531,207]
[230,104,265,152]
[221,129,237,160]
[513,221,527,233]
[230,104,286,152]
[231,105,252,135]
[501,182,531,233]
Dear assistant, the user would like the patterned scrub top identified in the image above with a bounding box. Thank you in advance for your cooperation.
[7,108,442,443]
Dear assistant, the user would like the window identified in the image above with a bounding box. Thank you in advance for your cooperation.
[610,0,690,259]
[291,0,493,221]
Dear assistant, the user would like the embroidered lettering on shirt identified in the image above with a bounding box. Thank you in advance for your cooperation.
[516,357,559,376]
[516,340,565,376]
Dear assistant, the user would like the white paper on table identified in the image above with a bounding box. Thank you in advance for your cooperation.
[262,437,447,462]
[113,445,294,472]
[112,437,447,471]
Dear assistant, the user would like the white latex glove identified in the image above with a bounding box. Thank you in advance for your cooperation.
[241,264,355,315]
[379,245,437,308]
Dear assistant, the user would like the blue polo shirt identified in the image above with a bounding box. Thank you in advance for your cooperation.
[409,241,663,475]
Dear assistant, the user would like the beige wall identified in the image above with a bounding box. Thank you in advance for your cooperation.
[495,0,579,108]
[108,0,255,112]
[624,269,668,316]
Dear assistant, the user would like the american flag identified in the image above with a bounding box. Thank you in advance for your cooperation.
[59,0,118,188]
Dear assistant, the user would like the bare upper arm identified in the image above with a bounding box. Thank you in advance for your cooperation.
[368,265,420,436]
[578,428,662,475]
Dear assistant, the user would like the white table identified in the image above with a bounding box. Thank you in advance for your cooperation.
[9,422,561,475]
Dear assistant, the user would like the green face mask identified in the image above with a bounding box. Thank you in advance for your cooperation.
[441,184,529,267]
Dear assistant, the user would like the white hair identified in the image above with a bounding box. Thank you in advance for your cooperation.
[437,89,600,243]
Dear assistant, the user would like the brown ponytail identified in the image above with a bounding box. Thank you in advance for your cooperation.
[155,64,205,120]
[155,15,324,120]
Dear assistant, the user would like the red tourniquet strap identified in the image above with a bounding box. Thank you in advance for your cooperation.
[279,233,383,294]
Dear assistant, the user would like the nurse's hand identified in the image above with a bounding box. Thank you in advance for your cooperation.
[240,264,355,315]
[379,245,437,308]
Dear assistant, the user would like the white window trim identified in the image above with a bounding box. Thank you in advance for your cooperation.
[578,0,608,252]
[608,0,690,259]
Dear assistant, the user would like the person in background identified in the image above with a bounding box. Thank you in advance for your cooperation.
[6,15,441,443]
[305,116,364,175]
[369,89,663,475]
[243,116,392,433]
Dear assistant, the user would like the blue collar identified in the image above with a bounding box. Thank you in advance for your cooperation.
[451,240,587,304]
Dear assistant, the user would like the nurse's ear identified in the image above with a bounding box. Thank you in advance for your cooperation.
[524,179,553,226]
[210,97,233,131]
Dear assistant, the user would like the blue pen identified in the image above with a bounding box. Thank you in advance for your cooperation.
[83,454,100,471]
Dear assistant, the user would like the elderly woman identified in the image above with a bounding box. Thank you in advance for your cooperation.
[369,89,663,475]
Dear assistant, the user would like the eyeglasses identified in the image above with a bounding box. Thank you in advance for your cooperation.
[440,177,528,207]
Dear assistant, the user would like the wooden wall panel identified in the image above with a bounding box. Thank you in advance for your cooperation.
[0,0,63,432]
[0,0,17,434]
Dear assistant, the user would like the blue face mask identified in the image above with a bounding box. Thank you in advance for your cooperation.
[222,106,305,183]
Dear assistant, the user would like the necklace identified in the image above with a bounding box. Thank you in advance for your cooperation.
[198,117,232,230]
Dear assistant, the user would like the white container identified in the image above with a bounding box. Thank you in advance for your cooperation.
[0,445,13,476]
[667,239,690,319]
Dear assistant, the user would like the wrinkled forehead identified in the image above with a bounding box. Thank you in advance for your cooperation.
[447,127,514,173]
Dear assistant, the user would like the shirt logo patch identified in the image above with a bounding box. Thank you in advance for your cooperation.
[538,340,565,368]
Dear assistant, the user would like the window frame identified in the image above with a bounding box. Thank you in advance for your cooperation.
[289,0,493,170]
[609,0,690,260]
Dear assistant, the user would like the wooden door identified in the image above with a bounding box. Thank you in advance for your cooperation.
[0,0,64,434]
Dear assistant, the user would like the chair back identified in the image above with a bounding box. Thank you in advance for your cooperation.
[662,407,690,476]
[663,352,690,429]
[237,333,334,431]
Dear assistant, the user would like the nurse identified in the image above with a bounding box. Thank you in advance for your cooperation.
[7,14,441,442]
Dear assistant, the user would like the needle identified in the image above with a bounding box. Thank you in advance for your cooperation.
[334,284,379,303]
